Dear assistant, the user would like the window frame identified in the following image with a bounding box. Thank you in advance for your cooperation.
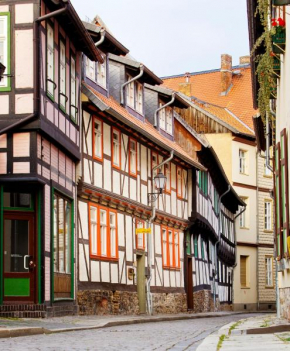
[240,255,249,288]
[135,81,143,114]
[59,35,66,113]
[136,219,145,251]
[264,200,272,231]
[0,12,11,92]
[86,56,96,82]
[177,166,183,198]
[70,52,77,123]
[92,117,103,161]
[46,21,55,101]
[96,56,107,88]
[161,226,180,269]
[164,163,171,194]
[265,256,273,287]
[126,74,135,109]
[112,128,121,170]
[239,149,248,175]
[89,203,118,260]
[129,137,137,177]
[158,102,173,135]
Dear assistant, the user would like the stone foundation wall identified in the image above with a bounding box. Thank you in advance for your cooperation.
[192,290,232,312]
[280,287,290,320]
[77,290,187,315]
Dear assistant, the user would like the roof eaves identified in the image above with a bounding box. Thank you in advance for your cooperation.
[82,84,108,111]
[145,84,190,108]
[224,108,254,134]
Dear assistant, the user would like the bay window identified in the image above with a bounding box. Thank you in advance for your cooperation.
[162,226,180,269]
[93,118,103,161]
[97,59,106,88]
[126,75,134,108]
[135,82,143,114]
[89,204,118,259]
[70,55,77,122]
[0,12,10,90]
[129,138,137,176]
[86,57,95,81]
[112,128,121,169]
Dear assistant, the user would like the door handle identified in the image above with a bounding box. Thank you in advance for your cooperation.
[24,255,29,270]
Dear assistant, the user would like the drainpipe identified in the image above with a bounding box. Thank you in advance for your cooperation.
[266,110,274,173]
[213,185,231,311]
[154,94,175,128]
[121,65,144,105]
[146,150,174,315]
[256,150,260,311]
[95,28,105,47]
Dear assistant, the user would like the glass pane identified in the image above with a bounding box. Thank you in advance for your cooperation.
[4,192,31,208]
[53,196,58,272]
[58,198,65,273]
[4,219,29,273]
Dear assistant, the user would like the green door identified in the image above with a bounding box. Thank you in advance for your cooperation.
[3,213,36,302]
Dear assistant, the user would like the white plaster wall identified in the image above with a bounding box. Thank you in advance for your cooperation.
[232,141,257,186]
[15,29,33,88]
[0,96,9,114]
[15,94,33,114]
[15,3,34,24]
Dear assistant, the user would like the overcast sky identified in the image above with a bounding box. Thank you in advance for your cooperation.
[72,0,250,78]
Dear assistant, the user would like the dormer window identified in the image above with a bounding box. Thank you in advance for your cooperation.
[86,56,107,89]
[159,103,173,135]
[126,75,143,114]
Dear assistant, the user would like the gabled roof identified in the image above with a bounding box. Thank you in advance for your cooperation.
[144,84,190,109]
[47,0,103,62]
[162,64,257,130]
[82,83,205,171]
[83,21,129,56]
[109,54,163,86]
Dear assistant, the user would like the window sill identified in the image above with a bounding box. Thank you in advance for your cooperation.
[90,255,119,262]
[263,229,273,233]
[240,286,250,289]
[46,92,55,103]
[239,172,249,176]
[265,285,274,289]
[162,266,180,271]
[239,227,250,230]
[93,155,103,163]
[263,175,272,179]
[112,163,121,171]
[160,127,173,136]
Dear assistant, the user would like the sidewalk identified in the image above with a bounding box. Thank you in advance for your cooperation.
[197,314,290,350]
[0,311,255,339]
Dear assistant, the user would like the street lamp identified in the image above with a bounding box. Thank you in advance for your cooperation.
[148,170,167,202]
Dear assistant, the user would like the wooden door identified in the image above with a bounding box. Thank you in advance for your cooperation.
[3,212,36,303]
[187,257,193,310]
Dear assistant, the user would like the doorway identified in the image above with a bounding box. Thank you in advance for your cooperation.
[3,212,36,303]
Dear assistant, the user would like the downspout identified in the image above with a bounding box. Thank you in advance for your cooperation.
[256,150,260,311]
[266,110,274,173]
[146,150,174,315]
[213,185,231,311]
[121,65,144,105]
[95,28,105,47]
[154,94,175,128]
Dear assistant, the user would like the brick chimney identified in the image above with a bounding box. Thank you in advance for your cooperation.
[239,55,250,65]
[220,54,232,95]
[178,72,192,97]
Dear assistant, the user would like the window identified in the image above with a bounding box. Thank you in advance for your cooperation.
[165,164,171,194]
[70,55,77,122]
[214,189,219,213]
[136,220,145,250]
[112,128,121,169]
[159,103,173,135]
[86,57,95,81]
[59,38,66,112]
[264,159,272,177]
[201,236,205,259]
[93,118,103,161]
[239,149,247,174]
[240,255,249,288]
[162,226,180,269]
[239,197,248,228]
[129,138,137,176]
[47,23,54,99]
[0,12,10,90]
[97,58,106,88]
[199,171,208,196]
[126,75,134,108]
[265,257,273,287]
[135,82,143,114]
[194,235,198,258]
[264,201,272,231]
[53,193,72,275]
[89,204,118,259]
[177,167,182,198]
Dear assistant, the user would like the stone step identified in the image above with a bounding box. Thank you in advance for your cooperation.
[0,310,46,318]
[0,304,46,312]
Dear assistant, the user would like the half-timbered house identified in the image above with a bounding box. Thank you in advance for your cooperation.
[0,0,102,317]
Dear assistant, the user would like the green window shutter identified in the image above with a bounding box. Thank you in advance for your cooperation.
[198,171,201,189]
[194,235,198,258]
[201,237,204,259]
[186,232,191,255]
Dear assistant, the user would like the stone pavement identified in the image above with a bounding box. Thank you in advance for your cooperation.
[0,311,259,339]
[197,314,290,350]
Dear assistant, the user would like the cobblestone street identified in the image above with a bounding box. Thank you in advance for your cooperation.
[0,314,259,351]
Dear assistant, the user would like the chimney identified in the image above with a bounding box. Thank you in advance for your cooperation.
[239,55,250,65]
[178,72,192,97]
[220,54,232,95]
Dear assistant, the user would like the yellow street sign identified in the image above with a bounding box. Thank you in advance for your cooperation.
[287,236,290,254]
[136,228,151,234]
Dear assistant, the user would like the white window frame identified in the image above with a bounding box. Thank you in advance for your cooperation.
[264,201,272,230]
[265,257,273,287]
[239,149,248,174]
[100,209,107,257]
[0,13,10,90]
[109,212,117,258]
[90,206,98,255]
[47,22,54,99]
[112,129,121,168]
[86,57,95,82]
[126,75,135,108]
[97,58,106,88]
[165,107,173,134]
[129,138,137,176]
[93,118,102,160]
[159,103,166,131]
[59,39,66,111]
[135,82,143,114]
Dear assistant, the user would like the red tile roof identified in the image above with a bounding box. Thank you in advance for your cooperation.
[163,66,257,131]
